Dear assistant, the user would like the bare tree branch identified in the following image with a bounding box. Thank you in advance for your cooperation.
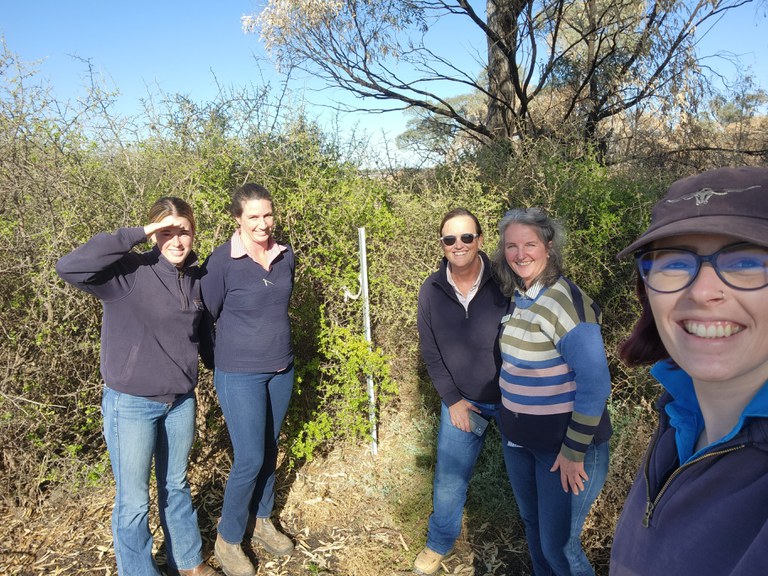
[248,0,757,157]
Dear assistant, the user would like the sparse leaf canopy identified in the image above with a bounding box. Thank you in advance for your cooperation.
[246,0,756,160]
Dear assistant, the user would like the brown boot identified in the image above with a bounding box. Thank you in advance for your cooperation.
[214,535,256,576]
[251,517,294,556]
[413,546,449,575]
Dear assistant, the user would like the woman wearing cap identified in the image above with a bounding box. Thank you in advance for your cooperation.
[492,208,612,576]
[611,167,768,575]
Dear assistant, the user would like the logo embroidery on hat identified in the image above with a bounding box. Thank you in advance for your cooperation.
[666,185,761,206]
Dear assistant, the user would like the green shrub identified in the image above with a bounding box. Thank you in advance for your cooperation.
[0,47,403,506]
[3,45,758,562]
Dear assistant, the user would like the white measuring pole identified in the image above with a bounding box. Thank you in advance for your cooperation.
[358,227,378,456]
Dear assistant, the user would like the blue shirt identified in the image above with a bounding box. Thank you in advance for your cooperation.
[653,360,768,463]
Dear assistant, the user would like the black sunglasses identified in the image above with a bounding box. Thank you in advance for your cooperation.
[440,233,479,246]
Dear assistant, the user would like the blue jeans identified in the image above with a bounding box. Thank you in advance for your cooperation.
[215,366,294,543]
[502,439,609,576]
[426,400,500,555]
[102,387,203,576]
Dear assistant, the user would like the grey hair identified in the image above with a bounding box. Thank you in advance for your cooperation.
[490,207,565,296]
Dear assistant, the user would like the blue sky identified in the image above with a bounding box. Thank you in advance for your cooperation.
[3,1,767,153]
[2,2,267,111]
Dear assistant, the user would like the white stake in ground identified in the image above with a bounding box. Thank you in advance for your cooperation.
[342,227,378,456]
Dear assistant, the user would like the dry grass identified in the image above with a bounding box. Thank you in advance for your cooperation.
[0,383,651,576]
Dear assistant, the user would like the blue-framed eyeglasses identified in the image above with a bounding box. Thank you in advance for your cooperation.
[635,242,768,293]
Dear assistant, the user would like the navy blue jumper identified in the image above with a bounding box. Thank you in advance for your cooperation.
[55,226,205,403]
[416,251,508,407]
[611,362,768,576]
[200,239,295,373]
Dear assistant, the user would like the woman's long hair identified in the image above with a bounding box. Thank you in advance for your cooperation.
[618,276,671,367]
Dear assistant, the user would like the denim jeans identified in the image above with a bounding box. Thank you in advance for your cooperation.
[102,387,203,576]
[215,365,294,543]
[502,438,609,576]
[426,400,500,555]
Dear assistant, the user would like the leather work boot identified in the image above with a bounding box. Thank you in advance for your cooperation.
[413,546,448,575]
[251,517,294,556]
[214,535,256,576]
[170,564,221,576]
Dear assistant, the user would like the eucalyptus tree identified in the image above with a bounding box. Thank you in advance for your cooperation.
[245,0,756,158]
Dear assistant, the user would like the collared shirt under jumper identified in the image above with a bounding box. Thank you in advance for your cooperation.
[201,230,295,374]
[445,257,484,311]
[417,252,508,407]
[498,276,612,461]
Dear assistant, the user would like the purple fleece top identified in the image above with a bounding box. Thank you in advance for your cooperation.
[610,363,768,575]
[56,227,205,403]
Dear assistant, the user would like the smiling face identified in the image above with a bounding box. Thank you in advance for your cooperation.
[647,233,768,389]
[236,198,274,247]
[503,223,551,288]
[441,215,482,273]
[155,217,194,267]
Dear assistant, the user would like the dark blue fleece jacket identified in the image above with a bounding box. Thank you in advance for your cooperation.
[56,227,205,403]
[416,252,508,407]
[200,239,295,373]
[610,362,768,576]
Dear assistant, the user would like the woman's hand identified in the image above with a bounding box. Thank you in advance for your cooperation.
[448,399,479,433]
[550,453,589,495]
[144,215,184,240]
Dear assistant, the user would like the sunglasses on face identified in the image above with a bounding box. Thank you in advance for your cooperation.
[440,233,479,246]
[635,242,768,293]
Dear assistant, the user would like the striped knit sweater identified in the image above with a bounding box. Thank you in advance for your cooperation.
[498,276,612,461]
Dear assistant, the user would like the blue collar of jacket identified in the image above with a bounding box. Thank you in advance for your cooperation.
[652,360,768,463]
